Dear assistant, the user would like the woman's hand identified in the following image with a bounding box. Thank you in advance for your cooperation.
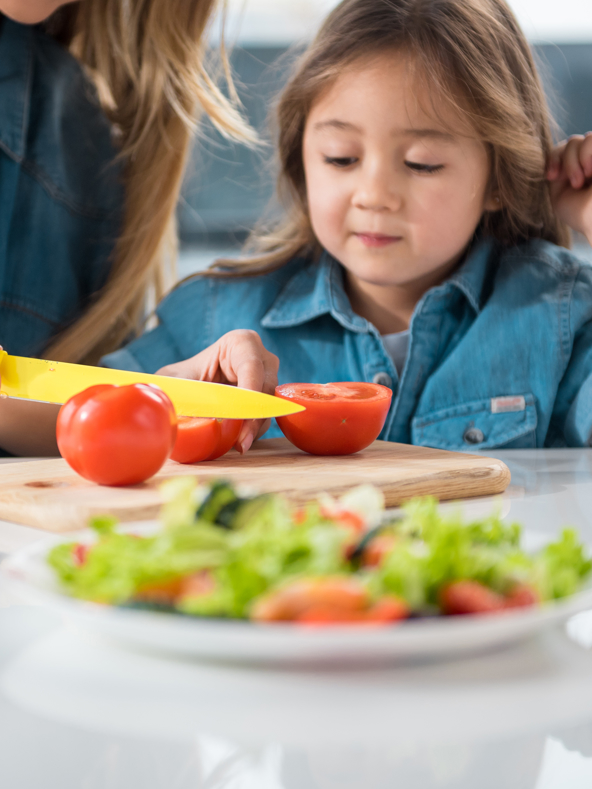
[157,330,280,454]
[548,133,592,244]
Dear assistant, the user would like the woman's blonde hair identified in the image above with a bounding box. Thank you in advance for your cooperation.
[44,0,255,363]
[217,0,569,276]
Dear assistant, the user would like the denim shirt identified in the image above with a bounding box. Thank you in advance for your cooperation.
[103,237,592,450]
[0,16,123,357]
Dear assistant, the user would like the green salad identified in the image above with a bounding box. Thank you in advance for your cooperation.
[48,479,592,624]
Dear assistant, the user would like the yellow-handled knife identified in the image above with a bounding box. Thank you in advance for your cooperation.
[0,352,304,420]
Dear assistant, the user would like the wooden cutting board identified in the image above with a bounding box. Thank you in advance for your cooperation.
[0,438,510,533]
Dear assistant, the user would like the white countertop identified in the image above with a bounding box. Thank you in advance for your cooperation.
[3,449,592,788]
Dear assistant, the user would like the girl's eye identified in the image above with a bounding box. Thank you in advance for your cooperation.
[323,156,358,168]
[405,161,444,174]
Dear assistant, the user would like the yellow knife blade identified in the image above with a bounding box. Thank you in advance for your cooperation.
[0,352,304,419]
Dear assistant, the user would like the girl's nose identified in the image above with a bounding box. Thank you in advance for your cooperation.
[352,166,401,212]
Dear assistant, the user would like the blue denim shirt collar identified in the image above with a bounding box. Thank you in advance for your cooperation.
[0,18,32,162]
[446,236,494,314]
[261,252,370,333]
[262,236,495,331]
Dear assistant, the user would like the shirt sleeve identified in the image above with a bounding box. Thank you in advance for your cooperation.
[553,267,592,446]
[558,326,592,446]
[100,320,183,372]
[100,275,214,372]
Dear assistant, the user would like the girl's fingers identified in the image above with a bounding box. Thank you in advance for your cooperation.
[562,134,590,189]
[563,136,586,189]
[582,132,592,178]
[157,331,279,392]
[237,417,271,455]
[547,134,592,186]
[156,354,219,382]
[223,331,278,453]
[237,422,255,454]
[220,330,279,395]
[547,141,565,181]
[158,330,280,455]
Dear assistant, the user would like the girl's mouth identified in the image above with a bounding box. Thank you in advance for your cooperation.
[355,233,402,248]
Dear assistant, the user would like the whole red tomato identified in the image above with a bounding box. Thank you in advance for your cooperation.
[171,417,243,464]
[56,384,177,486]
[275,382,392,455]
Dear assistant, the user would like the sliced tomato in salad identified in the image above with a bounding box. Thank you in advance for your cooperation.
[275,382,392,455]
[440,581,505,615]
[297,596,409,625]
[361,534,398,567]
[135,570,216,605]
[251,577,369,622]
[439,580,540,615]
[365,596,409,622]
[251,577,409,625]
[170,417,243,464]
[72,543,89,567]
[504,584,540,609]
[135,576,187,604]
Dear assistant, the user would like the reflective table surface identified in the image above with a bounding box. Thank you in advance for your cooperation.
[3,450,592,788]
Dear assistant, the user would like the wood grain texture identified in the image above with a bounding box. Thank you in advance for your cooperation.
[0,438,511,532]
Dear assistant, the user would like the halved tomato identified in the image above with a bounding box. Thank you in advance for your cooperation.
[275,382,392,455]
[208,418,244,460]
[170,417,243,464]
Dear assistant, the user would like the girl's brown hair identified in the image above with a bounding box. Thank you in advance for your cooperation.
[43,0,255,363]
[218,0,569,276]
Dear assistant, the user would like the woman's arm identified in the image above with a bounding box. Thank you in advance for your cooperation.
[548,133,592,245]
[0,399,60,456]
[0,330,279,457]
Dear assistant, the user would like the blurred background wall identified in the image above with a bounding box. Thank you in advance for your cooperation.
[177,0,592,277]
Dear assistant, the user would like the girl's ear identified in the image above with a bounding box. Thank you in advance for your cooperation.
[484,193,502,212]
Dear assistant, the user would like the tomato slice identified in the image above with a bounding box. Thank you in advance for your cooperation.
[72,543,89,567]
[207,418,243,460]
[170,417,244,464]
[275,382,392,455]
[365,596,409,622]
[170,418,221,463]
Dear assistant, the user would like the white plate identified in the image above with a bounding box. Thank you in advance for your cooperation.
[2,525,592,664]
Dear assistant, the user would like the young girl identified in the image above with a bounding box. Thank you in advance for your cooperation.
[103,0,592,452]
[102,0,592,452]
[0,0,278,455]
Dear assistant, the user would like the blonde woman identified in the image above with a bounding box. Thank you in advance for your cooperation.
[0,0,278,455]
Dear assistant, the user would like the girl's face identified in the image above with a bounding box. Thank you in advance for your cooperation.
[302,51,498,307]
[0,0,77,24]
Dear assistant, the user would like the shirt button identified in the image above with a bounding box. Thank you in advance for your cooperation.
[372,372,392,388]
[463,427,485,445]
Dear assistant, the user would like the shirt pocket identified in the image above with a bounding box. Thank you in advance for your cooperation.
[411,394,537,450]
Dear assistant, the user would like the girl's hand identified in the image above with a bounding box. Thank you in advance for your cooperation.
[157,330,280,455]
[547,133,592,243]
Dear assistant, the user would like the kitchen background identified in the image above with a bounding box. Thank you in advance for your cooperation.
[177,0,592,277]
